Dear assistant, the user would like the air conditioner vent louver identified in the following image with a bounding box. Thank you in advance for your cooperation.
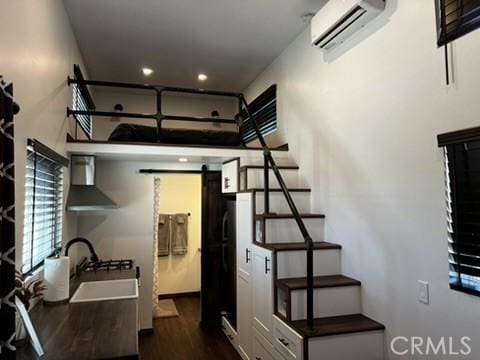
[311,0,385,52]
[314,6,366,49]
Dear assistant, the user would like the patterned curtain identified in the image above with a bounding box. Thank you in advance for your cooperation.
[152,178,162,318]
[0,78,16,359]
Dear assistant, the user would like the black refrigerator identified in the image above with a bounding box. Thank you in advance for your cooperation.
[221,199,237,328]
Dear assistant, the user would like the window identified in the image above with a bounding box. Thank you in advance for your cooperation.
[240,85,277,143]
[22,140,68,274]
[71,64,95,140]
[436,0,480,46]
[440,133,480,296]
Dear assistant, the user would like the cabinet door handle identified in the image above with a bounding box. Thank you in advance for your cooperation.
[224,177,230,189]
[265,257,270,274]
[246,248,251,263]
[278,338,289,347]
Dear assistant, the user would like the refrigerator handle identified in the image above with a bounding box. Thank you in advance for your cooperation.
[221,211,229,271]
[222,211,229,241]
[222,244,228,271]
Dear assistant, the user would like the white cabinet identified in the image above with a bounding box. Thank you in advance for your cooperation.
[237,192,254,359]
[252,244,273,343]
[238,273,252,360]
[237,193,253,279]
[222,158,239,193]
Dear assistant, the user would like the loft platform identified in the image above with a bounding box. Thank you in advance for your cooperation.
[67,65,277,149]
[65,138,289,163]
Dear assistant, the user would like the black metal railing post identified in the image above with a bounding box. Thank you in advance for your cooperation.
[154,87,164,141]
[239,95,315,329]
[264,153,270,214]
[306,235,314,327]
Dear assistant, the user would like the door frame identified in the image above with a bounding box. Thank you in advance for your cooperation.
[200,168,233,330]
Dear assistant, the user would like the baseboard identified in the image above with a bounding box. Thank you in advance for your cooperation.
[103,355,139,360]
[158,291,200,299]
[138,328,154,336]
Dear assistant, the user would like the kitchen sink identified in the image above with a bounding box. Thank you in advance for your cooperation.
[70,278,138,303]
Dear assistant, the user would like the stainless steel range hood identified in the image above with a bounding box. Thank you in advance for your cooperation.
[66,155,118,211]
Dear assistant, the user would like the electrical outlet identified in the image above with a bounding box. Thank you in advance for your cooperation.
[418,280,429,304]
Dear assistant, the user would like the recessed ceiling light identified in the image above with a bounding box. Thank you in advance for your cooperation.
[198,73,208,82]
[142,67,154,76]
[178,158,188,162]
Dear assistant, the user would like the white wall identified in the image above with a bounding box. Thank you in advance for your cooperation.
[245,1,480,358]
[0,0,87,267]
[92,89,238,140]
[156,175,202,295]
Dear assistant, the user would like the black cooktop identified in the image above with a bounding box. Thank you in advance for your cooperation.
[82,259,133,272]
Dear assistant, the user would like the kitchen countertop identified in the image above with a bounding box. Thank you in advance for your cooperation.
[16,269,139,360]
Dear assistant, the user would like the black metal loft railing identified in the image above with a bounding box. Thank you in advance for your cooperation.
[67,76,240,141]
[66,75,315,329]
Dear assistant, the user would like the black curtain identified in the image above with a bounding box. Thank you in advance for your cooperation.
[0,78,16,359]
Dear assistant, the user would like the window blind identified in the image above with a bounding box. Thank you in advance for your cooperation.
[72,82,93,140]
[445,141,480,296]
[437,0,480,45]
[240,85,277,143]
[22,143,65,274]
[71,64,95,140]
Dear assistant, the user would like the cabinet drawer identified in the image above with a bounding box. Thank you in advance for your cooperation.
[273,316,303,360]
[222,316,238,350]
[254,327,288,360]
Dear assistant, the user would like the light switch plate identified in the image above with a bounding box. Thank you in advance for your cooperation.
[418,280,429,304]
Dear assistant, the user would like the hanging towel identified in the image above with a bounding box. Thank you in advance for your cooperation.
[158,214,170,256]
[172,214,188,255]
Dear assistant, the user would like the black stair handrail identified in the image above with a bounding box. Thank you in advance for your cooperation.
[239,95,315,330]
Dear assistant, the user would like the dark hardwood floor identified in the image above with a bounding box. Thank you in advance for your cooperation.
[139,296,241,360]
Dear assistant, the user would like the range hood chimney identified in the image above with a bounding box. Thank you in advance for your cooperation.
[66,155,118,211]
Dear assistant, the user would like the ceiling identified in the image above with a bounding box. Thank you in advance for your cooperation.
[63,0,326,92]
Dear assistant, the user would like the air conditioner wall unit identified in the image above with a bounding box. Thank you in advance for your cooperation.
[311,0,385,51]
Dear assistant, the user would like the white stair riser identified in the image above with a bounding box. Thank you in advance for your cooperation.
[308,331,385,360]
[255,192,311,214]
[289,286,362,320]
[277,249,341,278]
[258,218,324,243]
[242,169,304,190]
[239,154,294,167]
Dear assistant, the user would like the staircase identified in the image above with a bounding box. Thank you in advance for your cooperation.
[219,95,385,360]
[237,162,385,360]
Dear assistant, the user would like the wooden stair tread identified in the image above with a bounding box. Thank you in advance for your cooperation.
[256,213,325,220]
[287,314,385,338]
[254,241,341,251]
[240,165,299,170]
[276,275,360,291]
